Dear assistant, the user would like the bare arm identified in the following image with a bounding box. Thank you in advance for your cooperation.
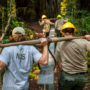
[49,20,55,25]
[50,21,54,25]
[38,38,48,65]
[0,61,6,72]
[38,20,44,25]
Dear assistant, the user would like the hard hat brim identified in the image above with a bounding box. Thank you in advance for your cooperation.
[60,28,77,34]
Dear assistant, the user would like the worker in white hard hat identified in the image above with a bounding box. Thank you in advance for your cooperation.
[0,27,48,90]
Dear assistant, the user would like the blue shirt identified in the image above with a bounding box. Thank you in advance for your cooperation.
[0,45,42,90]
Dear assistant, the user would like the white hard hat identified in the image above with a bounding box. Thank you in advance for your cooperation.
[12,27,25,36]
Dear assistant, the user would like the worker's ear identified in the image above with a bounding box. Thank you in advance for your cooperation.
[61,32,65,36]
[9,35,14,41]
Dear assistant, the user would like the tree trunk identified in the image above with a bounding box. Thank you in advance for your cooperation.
[15,0,61,21]
[79,0,90,10]
[39,0,61,17]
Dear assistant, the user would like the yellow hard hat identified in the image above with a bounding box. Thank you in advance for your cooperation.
[41,15,47,19]
[60,22,77,34]
[57,14,63,19]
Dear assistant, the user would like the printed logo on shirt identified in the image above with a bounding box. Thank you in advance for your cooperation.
[16,47,26,60]
[16,53,25,60]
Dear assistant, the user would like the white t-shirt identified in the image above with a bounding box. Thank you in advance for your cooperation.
[0,45,42,90]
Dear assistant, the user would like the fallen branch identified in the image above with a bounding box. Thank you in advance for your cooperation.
[0,37,85,47]
[0,0,12,42]
[0,15,12,42]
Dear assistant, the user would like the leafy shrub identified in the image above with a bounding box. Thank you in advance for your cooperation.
[10,18,24,28]
[69,10,90,36]
[29,63,40,80]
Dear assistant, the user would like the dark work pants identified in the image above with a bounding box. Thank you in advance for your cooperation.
[58,71,88,90]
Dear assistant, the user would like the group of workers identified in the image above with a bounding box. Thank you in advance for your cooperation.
[39,14,68,37]
[39,14,90,90]
[0,14,90,90]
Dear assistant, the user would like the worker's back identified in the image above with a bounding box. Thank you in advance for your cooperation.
[0,45,41,90]
[56,39,90,74]
[55,19,68,30]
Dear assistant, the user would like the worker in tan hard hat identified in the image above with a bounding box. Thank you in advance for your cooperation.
[39,14,54,37]
[55,22,90,90]
[0,27,48,90]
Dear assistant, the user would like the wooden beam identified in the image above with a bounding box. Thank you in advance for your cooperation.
[0,37,85,47]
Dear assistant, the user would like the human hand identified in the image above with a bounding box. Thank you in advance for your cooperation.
[84,35,90,40]
[58,61,62,70]
[40,38,48,46]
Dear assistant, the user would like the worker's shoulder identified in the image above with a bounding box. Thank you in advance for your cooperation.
[20,45,35,48]
[56,19,64,23]
[57,39,86,45]
[72,39,89,46]
[45,19,50,22]
[57,41,64,46]
[73,39,87,42]
[3,45,35,52]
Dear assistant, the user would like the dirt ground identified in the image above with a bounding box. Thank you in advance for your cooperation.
[25,21,43,33]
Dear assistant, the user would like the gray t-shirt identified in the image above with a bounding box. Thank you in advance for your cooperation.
[55,19,68,30]
[55,39,90,74]
[0,45,42,90]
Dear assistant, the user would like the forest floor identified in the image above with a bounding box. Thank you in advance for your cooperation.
[27,21,90,90]
[25,21,43,33]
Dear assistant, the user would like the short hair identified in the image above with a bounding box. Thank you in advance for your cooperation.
[62,28,74,34]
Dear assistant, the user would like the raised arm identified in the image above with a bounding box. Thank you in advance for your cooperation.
[38,38,48,65]
[38,20,44,26]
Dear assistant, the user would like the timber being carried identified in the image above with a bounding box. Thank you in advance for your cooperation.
[0,36,85,47]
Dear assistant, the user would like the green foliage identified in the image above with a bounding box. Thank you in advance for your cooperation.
[1,71,5,83]
[66,1,90,35]
[29,63,40,80]
[25,28,35,40]
[69,10,90,35]
[10,18,24,28]
[86,52,90,65]
[2,38,10,44]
